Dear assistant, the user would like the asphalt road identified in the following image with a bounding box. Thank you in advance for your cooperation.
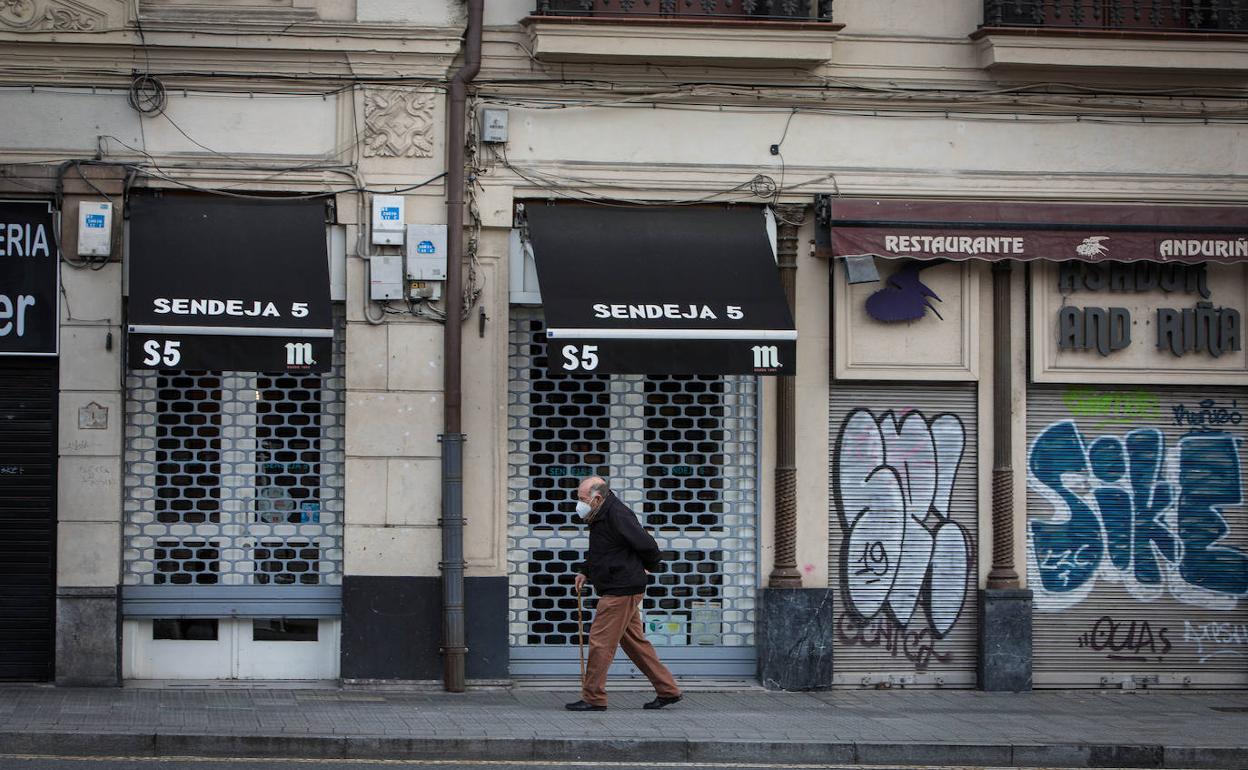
[0,759,936,769]
[0,758,1102,770]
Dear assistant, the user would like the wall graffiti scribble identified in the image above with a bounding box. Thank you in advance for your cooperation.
[1076,615,1172,662]
[1182,620,1248,663]
[1172,399,1243,430]
[834,409,971,639]
[1029,420,1248,609]
[835,611,952,673]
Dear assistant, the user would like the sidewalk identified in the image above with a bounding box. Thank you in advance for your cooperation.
[0,684,1245,768]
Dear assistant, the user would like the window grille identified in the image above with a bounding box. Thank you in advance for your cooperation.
[123,317,345,590]
[507,312,758,652]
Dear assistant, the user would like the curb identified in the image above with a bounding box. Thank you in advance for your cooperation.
[1,730,1245,768]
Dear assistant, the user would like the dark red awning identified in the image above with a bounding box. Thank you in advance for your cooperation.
[828,199,1248,264]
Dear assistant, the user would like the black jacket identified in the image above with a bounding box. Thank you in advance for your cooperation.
[577,492,662,596]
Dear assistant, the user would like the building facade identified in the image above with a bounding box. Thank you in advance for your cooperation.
[0,0,1245,689]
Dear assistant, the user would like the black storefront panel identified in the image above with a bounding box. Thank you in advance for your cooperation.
[127,193,332,373]
[0,201,58,356]
[0,359,57,680]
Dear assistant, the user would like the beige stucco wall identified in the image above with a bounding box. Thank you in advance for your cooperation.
[56,193,126,588]
[0,2,470,595]
[5,0,1248,669]
[475,0,1248,606]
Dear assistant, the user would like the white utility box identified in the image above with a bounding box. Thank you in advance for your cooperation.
[371,195,405,246]
[481,108,509,143]
[77,201,112,257]
[369,255,405,300]
[405,224,447,281]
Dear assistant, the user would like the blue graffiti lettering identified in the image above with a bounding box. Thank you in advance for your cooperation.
[1030,421,1102,592]
[1124,429,1177,585]
[1029,420,1247,599]
[1178,433,1248,596]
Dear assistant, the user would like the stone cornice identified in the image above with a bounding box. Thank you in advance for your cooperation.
[0,2,464,58]
[0,40,460,85]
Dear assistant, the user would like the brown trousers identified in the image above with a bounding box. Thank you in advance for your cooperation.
[582,593,681,706]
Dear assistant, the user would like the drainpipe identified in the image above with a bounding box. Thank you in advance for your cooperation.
[441,0,483,694]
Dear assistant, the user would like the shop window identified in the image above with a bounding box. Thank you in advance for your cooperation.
[252,618,318,642]
[254,539,320,585]
[153,619,219,641]
[153,538,221,585]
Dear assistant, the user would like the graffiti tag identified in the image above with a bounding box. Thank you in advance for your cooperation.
[1182,619,1248,664]
[1029,422,1248,606]
[1075,615,1172,662]
[835,612,951,673]
[1172,399,1243,430]
[1061,387,1162,429]
[834,409,971,640]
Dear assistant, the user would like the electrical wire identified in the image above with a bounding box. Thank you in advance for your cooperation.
[127,73,167,116]
[494,146,777,207]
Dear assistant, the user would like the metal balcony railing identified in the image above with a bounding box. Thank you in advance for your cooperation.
[984,0,1247,32]
[533,0,834,23]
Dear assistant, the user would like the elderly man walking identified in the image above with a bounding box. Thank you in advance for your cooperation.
[565,476,683,712]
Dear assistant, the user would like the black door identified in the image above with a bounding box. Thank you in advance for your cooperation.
[0,358,57,680]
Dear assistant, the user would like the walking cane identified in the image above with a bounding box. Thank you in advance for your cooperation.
[576,585,586,686]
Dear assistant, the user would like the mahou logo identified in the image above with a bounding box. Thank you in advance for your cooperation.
[285,341,315,367]
[751,344,780,370]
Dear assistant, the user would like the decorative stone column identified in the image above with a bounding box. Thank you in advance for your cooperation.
[979,260,1033,692]
[758,204,834,691]
[769,204,804,591]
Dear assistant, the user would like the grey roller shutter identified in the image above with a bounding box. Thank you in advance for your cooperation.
[121,310,346,616]
[0,359,57,681]
[828,382,979,688]
[1027,385,1248,688]
[507,311,760,678]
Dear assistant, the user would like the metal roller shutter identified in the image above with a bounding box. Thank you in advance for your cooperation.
[828,382,979,688]
[507,312,760,678]
[0,359,57,681]
[1027,385,1248,688]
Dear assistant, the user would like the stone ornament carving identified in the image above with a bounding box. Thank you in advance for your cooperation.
[0,0,109,31]
[362,89,436,159]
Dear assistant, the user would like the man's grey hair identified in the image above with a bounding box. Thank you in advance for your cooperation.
[587,478,610,498]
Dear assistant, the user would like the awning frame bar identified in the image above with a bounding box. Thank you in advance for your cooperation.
[545,328,797,341]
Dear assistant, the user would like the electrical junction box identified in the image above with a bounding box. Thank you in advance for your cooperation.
[77,200,112,257]
[480,108,509,143]
[405,224,447,281]
[508,228,541,305]
[409,279,442,302]
[368,255,405,300]
[371,195,405,246]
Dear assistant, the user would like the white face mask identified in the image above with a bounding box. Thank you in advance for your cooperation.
[575,500,593,518]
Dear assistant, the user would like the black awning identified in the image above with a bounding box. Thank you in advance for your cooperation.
[524,204,795,375]
[127,192,332,373]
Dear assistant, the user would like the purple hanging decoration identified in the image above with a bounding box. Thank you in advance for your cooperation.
[865,262,945,322]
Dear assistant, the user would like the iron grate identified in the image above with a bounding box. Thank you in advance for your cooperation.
[122,314,346,588]
[507,312,758,650]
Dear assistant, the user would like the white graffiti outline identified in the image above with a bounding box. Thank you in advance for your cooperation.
[1182,619,1248,664]
[834,409,971,638]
